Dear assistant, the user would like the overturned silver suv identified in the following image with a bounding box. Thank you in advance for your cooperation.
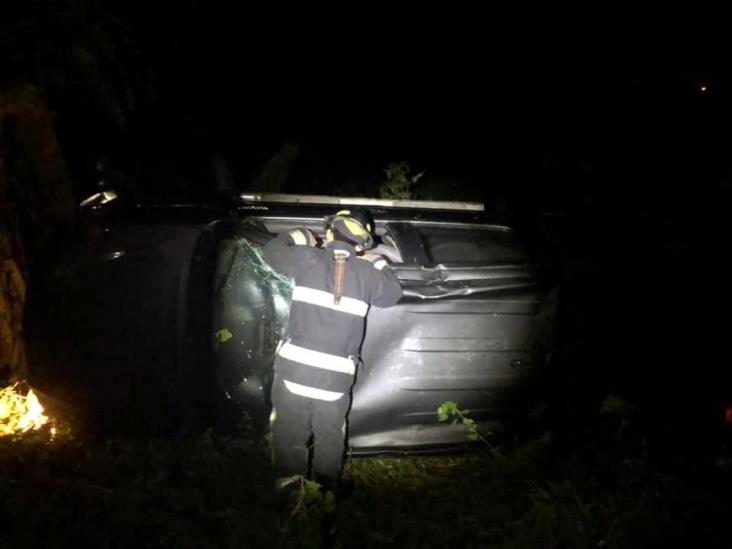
[212,194,558,453]
[31,191,557,448]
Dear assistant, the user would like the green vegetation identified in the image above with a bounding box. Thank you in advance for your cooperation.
[379,162,424,199]
[0,424,277,548]
[1,396,730,548]
[437,400,486,442]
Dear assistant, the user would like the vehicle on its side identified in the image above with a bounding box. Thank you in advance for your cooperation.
[212,194,558,452]
[29,192,558,450]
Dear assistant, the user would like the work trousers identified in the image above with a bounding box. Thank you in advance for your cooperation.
[270,374,351,484]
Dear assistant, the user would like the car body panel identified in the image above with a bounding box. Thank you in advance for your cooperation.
[210,207,557,452]
[29,198,557,448]
[349,278,555,450]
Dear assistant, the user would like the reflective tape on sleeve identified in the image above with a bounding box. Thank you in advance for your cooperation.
[283,380,345,401]
[291,286,368,317]
[278,341,356,375]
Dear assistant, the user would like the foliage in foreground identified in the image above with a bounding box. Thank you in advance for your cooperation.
[1,404,731,548]
[0,427,277,548]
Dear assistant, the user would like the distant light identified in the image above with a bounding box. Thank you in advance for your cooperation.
[699,84,708,92]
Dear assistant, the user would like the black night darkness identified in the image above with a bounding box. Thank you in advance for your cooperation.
[1,3,732,548]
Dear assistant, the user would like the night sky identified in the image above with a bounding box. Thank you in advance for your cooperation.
[4,3,732,212]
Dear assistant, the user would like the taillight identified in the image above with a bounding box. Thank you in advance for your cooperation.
[725,405,732,426]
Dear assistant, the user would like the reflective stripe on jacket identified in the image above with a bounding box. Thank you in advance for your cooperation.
[263,231,402,397]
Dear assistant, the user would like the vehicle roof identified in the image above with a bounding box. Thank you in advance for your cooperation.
[235,202,502,226]
[239,192,484,212]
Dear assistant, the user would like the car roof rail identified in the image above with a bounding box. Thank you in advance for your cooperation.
[239,192,485,212]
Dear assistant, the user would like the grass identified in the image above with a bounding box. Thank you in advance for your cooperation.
[0,424,276,548]
[1,406,731,548]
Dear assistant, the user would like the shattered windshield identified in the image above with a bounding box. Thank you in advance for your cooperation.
[236,238,293,290]
[212,237,294,399]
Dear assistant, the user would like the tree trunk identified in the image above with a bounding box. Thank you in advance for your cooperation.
[0,82,75,383]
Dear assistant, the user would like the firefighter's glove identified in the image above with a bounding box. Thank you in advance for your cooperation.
[288,228,318,247]
[362,253,389,271]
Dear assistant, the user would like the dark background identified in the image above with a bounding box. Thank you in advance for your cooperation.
[3,3,731,454]
[3,4,732,547]
[6,3,731,212]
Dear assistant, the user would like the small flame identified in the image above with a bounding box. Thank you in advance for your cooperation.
[0,384,50,435]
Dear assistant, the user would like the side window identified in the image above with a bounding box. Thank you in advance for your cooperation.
[414,225,527,265]
[260,219,325,237]
[371,230,404,263]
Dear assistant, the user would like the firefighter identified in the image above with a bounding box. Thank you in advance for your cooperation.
[262,209,402,493]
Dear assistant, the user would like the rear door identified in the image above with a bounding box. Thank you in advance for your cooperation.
[349,222,557,450]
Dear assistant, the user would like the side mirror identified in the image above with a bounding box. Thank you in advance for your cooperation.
[79,189,119,236]
[79,189,118,209]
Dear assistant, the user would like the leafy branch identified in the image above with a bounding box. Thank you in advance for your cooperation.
[600,394,637,446]
[277,475,336,547]
[379,161,425,199]
[437,400,491,445]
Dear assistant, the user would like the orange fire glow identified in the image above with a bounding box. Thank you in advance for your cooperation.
[0,384,50,435]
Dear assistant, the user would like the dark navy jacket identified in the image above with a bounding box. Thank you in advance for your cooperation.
[263,231,402,398]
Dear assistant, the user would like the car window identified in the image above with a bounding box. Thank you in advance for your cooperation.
[260,219,326,235]
[415,225,527,265]
[254,218,404,261]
